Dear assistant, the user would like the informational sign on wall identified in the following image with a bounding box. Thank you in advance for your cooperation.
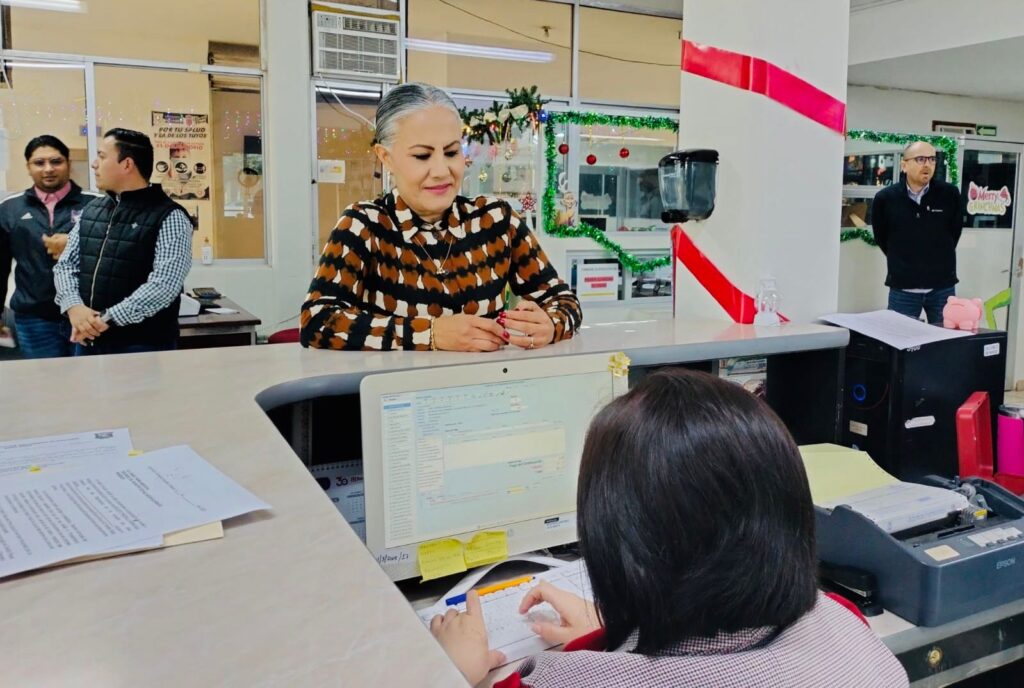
[150,111,212,259]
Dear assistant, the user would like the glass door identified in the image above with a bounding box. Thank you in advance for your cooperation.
[956,137,1024,389]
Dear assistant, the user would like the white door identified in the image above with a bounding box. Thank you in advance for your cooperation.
[955,137,1024,388]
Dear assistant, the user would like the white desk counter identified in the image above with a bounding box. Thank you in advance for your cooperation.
[0,311,847,687]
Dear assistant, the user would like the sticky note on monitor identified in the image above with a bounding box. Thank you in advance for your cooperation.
[418,539,467,581]
[464,531,509,568]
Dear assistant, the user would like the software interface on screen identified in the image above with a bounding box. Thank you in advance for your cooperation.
[380,371,611,549]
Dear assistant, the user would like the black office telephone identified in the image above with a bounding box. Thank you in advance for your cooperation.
[191,287,222,300]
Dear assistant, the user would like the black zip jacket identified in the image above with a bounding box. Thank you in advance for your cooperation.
[0,182,100,320]
[871,178,963,289]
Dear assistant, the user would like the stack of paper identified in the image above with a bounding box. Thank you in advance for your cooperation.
[0,429,270,578]
[799,443,968,533]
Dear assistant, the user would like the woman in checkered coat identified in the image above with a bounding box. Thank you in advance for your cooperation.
[301,83,581,352]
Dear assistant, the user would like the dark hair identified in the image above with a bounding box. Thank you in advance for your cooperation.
[24,135,70,161]
[577,368,818,653]
[103,128,154,180]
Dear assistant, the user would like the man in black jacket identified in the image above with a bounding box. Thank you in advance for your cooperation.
[872,141,963,324]
[53,128,193,355]
[0,135,100,358]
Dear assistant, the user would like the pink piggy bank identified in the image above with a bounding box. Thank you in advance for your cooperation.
[942,296,983,331]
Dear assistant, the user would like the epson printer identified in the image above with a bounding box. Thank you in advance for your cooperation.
[806,445,1024,626]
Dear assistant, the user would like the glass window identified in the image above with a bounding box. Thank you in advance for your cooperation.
[577,123,675,231]
[0,60,88,193]
[579,7,680,107]
[314,87,379,249]
[841,195,877,229]
[843,153,897,187]
[8,0,260,66]
[631,253,672,299]
[95,66,265,260]
[454,96,544,225]
[407,0,571,97]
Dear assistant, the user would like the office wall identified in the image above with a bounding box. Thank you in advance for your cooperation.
[847,85,1024,140]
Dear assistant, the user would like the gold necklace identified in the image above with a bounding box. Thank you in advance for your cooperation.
[413,230,456,276]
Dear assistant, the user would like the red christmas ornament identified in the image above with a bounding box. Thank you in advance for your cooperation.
[619,147,630,159]
[586,154,597,165]
[558,143,569,155]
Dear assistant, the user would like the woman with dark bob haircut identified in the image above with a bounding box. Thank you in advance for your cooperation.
[431,369,908,687]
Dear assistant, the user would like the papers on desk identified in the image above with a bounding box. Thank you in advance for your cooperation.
[0,433,270,579]
[205,307,238,315]
[799,444,969,533]
[820,310,973,350]
[0,428,133,476]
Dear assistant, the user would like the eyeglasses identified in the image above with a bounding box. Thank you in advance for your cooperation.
[903,155,937,165]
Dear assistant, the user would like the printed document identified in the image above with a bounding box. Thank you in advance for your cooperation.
[0,428,132,476]
[820,310,973,350]
[0,445,270,578]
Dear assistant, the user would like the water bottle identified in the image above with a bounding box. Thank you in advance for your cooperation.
[201,237,214,265]
[753,276,781,327]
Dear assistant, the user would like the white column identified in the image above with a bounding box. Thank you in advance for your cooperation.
[674,0,849,323]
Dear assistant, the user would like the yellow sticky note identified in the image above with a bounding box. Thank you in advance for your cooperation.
[28,465,41,473]
[464,531,509,568]
[418,539,467,581]
[608,352,631,378]
[128,450,144,457]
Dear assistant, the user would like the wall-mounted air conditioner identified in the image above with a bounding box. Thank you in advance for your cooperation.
[312,5,401,82]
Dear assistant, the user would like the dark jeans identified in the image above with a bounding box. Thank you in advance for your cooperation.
[75,339,177,356]
[13,314,74,359]
[888,286,956,325]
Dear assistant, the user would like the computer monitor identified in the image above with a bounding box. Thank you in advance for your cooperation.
[360,353,629,581]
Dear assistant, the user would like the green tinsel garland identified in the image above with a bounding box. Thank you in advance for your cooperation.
[846,129,960,186]
[840,228,877,246]
[542,111,679,273]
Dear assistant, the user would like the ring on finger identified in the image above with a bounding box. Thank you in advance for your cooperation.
[528,334,535,349]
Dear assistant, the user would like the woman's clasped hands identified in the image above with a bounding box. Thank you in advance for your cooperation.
[431,300,556,352]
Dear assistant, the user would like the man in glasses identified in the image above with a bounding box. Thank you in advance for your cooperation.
[872,140,963,324]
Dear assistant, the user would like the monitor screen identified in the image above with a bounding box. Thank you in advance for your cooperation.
[360,353,628,581]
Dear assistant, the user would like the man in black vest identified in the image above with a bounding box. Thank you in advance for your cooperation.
[54,128,193,355]
[0,135,100,358]
[872,140,963,324]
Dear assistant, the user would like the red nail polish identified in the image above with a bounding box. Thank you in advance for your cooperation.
[502,330,510,340]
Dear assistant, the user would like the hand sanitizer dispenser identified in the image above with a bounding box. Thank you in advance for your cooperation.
[658,149,719,223]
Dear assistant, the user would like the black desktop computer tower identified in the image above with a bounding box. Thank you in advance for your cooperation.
[843,329,1007,480]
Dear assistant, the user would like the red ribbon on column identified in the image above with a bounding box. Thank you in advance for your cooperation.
[681,40,846,135]
[672,226,787,324]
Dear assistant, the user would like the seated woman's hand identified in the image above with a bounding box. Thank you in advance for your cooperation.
[499,300,556,350]
[430,591,506,686]
[433,314,507,351]
[519,580,601,646]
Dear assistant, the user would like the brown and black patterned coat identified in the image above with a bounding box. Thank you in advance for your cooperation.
[300,190,582,351]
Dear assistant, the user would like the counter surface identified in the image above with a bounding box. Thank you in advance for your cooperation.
[0,310,848,687]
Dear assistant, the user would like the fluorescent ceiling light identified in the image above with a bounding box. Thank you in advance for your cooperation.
[582,134,665,142]
[4,0,85,11]
[405,38,554,64]
[3,61,85,69]
[317,87,378,99]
